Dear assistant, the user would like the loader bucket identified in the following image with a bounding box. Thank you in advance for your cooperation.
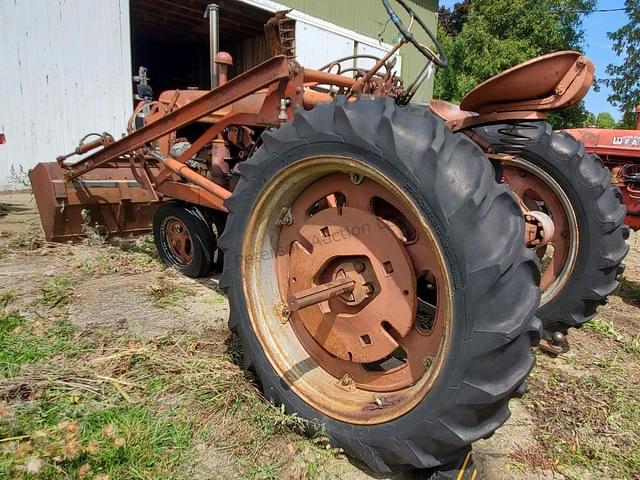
[29,162,160,242]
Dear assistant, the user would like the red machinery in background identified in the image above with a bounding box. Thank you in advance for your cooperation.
[566,105,640,230]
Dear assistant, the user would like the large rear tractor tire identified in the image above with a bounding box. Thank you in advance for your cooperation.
[477,122,629,338]
[219,97,541,473]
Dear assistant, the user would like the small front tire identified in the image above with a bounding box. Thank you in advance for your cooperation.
[153,201,216,278]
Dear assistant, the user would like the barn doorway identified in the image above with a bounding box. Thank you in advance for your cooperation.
[129,0,272,96]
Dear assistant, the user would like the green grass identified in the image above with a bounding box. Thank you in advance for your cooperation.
[145,280,193,308]
[240,460,283,480]
[0,311,78,377]
[39,276,74,307]
[1,402,193,479]
[0,319,325,479]
[584,317,621,339]
[115,234,157,258]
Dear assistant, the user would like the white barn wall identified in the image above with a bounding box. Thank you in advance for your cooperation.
[0,0,132,188]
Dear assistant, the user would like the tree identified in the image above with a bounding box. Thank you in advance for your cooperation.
[438,1,470,36]
[434,0,596,128]
[595,112,617,129]
[603,0,640,129]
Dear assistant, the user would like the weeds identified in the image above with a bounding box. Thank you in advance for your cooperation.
[584,317,621,340]
[79,249,155,275]
[39,276,74,308]
[0,289,14,310]
[145,280,193,308]
[7,165,31,190]
[113,234,156,257]
[0,311,78,378]
[618,276,640,305]
[524,353,640,478]
[80,209,108,246]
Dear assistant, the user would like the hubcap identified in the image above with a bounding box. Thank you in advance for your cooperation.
[241,157,453,424]
[500,157,579,304]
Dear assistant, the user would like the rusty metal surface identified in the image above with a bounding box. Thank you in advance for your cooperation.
[240,156,453,424]
[287,277,356,312]
[429,98,548,131]
[164,217,193,264]
[162,157,231,203]
[461,51,594,114]
[303,69,357,89]
[275,172,448,393]
[63,55,290,179]
[564,116,640,230]
[429,99,473,125]
[498,156,577,298]
[29,162,159,242]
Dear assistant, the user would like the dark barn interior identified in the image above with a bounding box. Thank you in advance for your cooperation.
[129,0,273,94]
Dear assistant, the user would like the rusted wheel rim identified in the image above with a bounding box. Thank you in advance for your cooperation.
[241,157,453,424]
[164,217,193,265]
[500,157,579,304]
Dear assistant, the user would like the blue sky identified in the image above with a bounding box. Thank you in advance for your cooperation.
[438,0,629,120]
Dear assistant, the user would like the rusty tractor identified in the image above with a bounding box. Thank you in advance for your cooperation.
[29,0,627,474]
[565,105,640,230]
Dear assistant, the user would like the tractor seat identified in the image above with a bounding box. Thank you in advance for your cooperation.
[460,51,594,114]
[429,51,594,130]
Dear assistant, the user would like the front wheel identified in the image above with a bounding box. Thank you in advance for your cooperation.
[153,201,216,278]
[219,97,541,473]
[478,122,629,337]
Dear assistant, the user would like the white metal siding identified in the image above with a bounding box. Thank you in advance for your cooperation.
[240,0,402,77]
[0,0,132,188]
[295,22,354,71]
[355,42,402,77]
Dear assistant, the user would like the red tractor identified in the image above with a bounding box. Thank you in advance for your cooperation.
[566,105,640,230]
[28,2,627,475]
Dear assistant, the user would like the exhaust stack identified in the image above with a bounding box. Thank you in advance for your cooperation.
[204,4,220,90]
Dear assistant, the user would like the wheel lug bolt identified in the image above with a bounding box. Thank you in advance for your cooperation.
[280,304,290,324]
[339,374,354,389]
[349,173,364,185]
[423,356,433,369]
[363,283,374,295]
[355,261,366,273]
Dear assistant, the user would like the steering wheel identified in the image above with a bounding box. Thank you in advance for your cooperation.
[381,0,448,68]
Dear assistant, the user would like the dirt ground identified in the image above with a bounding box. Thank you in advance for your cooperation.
[1,191,638,479]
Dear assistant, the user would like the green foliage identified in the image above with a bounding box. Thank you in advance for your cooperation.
[595,112,618,129]
[604,0,640,128]
[434,0,595,127]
